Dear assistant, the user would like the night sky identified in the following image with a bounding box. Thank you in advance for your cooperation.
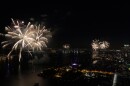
[0,3,130,49]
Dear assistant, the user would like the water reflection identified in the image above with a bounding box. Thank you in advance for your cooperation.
[0,51,130,86]
[0,52,90,86]
[5,63,11,78]
[0,62,48,86]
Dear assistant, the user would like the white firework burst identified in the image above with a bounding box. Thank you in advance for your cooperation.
[99,41,110,49]
[91,40,100,51]
[63,44,70,49]
[1,19,51,62]
[91,40,110,50]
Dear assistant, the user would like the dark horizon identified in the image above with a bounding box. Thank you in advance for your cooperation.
[0,3,130,49]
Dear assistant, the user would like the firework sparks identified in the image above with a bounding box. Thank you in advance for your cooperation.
[92,40,110,50]
[1,19,51,62]
[99,41,110,49]
[63,44,70,49]
[91,40,100,51]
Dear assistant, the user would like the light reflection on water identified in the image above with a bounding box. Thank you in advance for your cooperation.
[0,63,49,86]
[1,52,130,86]
[0,52,114,86]
[0,52,90,86]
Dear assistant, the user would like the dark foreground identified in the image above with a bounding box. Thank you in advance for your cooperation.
[1,51,130,86]
[0,63,130,86]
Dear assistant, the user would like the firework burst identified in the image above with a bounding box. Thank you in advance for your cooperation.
[1,19,51,62]
[91,40,110,50]
[91,39,100,51]
[99,41,110,49]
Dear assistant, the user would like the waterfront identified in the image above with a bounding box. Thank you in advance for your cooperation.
[0,51,130,86]
[0,64,113,86]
